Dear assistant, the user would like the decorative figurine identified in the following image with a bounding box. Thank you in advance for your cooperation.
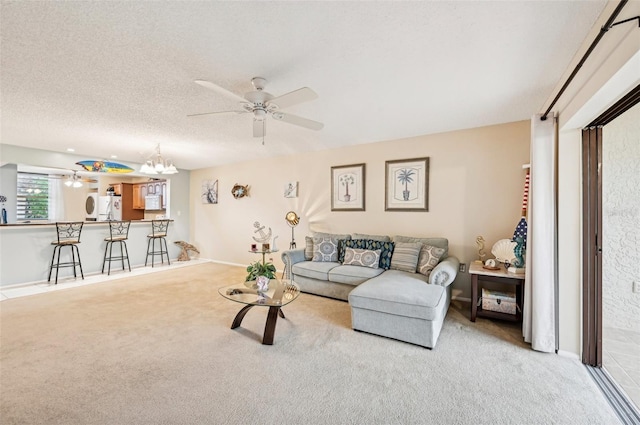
[174,241,200,261]
[474,236,486,264]
[508,236,526,274]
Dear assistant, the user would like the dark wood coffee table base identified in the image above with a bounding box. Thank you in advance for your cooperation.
[230,305,286,345]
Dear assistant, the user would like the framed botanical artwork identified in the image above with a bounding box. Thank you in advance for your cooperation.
[284,181,298,198]
[331,163,365,211]
[202,179,218,204]
[385,157,429,211]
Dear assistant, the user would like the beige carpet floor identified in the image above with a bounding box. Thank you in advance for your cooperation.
[0,263,619,424]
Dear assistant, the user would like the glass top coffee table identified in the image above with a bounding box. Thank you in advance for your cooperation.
[218,278,300,345]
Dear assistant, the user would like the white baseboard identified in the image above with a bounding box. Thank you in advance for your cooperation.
[206,259,284,275]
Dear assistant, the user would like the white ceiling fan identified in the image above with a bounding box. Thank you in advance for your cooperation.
[189,77,323,140]
[49,170,97,188]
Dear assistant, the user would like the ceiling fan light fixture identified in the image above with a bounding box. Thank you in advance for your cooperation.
[65,171,83,188]
[192,78,323,142]
[254,109,267,120]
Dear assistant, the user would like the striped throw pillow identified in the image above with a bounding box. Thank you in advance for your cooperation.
[304,236,314,260]
[390,242,422,273]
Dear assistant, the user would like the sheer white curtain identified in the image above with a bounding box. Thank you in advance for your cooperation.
[523,114,557,353]
[48,177,65,222]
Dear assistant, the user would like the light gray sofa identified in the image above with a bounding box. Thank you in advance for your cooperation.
[281,234,460,348]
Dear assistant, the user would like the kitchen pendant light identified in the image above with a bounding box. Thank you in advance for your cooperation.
[139,144,178,175]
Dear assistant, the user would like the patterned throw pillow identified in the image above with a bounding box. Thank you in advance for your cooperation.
[390,242,422,273]
[312,237,339,262]
[343,248,381,269]
[417,244,446,277]
[340,239,395,270]
[304,236,314,260]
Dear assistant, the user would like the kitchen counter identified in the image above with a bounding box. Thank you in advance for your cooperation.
[0,219,172,227]
[0,220,178,287]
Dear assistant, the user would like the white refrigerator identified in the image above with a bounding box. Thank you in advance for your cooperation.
[98,196,122,221]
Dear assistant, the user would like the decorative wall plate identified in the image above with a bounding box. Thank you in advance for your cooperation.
[231,184,249,199]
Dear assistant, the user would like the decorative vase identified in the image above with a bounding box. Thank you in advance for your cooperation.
[256,276,270,293]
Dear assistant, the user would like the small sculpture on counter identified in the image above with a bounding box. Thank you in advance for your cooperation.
[474,235,486,264]
[507,236,526,274]
[174,241,200,261]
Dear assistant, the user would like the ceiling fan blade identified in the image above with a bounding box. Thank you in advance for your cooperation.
[187,110,248,117]
[253,119,265,138]
[272,112,324,131]
[194,80,246,103]
[267,87,318,110]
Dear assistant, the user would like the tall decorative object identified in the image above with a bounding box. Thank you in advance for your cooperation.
[513,167,530,245]
[285,211,300,249]
[474,236,486,264]
[271,235,278,252]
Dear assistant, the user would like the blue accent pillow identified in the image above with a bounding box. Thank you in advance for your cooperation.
[339,239,395,270]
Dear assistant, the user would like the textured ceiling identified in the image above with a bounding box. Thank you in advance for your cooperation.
[1,1,607,170]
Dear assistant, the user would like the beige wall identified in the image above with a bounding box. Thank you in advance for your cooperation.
[190,120,530,299]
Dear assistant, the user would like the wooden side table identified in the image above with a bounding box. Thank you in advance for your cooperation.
[469,262,525,322]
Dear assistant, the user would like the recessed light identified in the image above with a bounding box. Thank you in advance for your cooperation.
[110,155,118,159]
[66,148,75,152]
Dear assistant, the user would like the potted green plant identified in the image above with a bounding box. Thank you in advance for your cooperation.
[245,260,276,282]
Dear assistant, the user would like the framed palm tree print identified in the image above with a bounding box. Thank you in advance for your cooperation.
[385,157,429,211]
[331,163,366,211]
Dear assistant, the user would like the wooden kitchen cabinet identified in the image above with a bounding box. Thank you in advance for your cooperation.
[109,183,122,195]
[132,184,145,210]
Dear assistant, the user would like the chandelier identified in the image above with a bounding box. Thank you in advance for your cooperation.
[139,144,178,175]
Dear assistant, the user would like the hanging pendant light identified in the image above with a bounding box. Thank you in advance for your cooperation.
[139,144,179,175]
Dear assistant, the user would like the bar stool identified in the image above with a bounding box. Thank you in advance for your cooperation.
[145,219,171,267]
[48,222,84,284]
[102,220,131,275]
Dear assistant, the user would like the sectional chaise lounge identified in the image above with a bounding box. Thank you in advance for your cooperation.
[282,232,460,348]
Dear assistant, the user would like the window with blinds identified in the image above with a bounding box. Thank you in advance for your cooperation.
[17,172,49,221]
